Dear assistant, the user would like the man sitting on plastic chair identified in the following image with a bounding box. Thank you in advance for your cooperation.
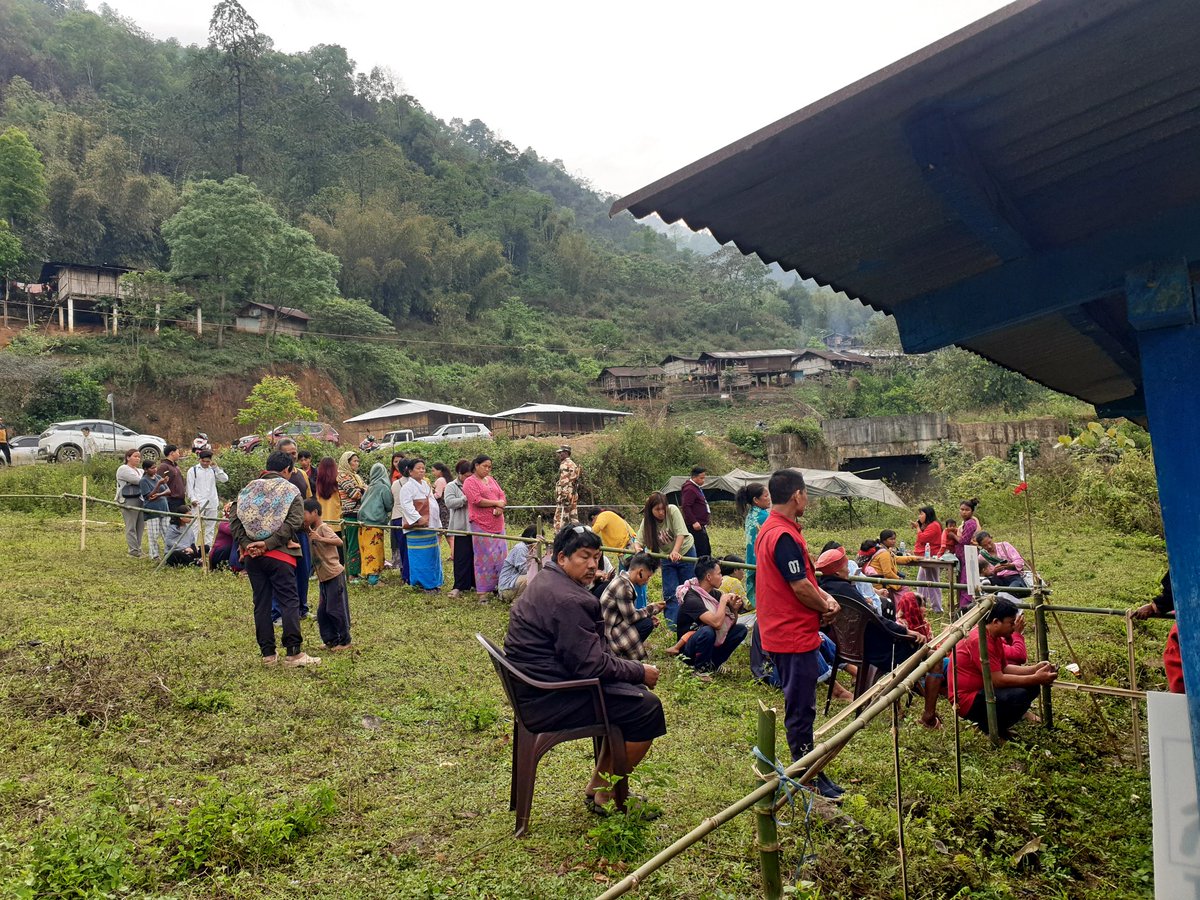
[816,546,944,730]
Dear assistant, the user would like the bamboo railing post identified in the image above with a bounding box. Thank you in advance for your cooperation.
[1126,612,1144,771]
[977,616,1002,746]
[1033,587,1052,728]
[952,648,963,796]
[79,476,88,551]
[754,702,782,900]
[892,699,909,900]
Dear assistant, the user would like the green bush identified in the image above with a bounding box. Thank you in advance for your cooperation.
[9,814,135,899]
[771,417,824,447]
[23,370,108,433]
[1070,451,1161,536]
[582,421,729,508]
[0,459,113,513]
[155,783,336,878]
[726,425,765,460]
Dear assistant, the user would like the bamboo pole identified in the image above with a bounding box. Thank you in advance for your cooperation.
[977,614,1001,746]
[951,648,963,796]
[754,702,782,900]
[1051,681,1147,700]
[594,600,993,900]
[1126,612,1144,770]
[79,476,87,551]
[891,699,909,900]
[1033,588,1052,728]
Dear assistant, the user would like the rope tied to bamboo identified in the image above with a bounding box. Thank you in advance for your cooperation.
[751,746,812,829]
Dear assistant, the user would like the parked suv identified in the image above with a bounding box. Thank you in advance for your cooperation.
[375,429,416,453]
[38,420,167,463]
[416,422,493,443]
[0,435,41,466]
[269,421,340,447]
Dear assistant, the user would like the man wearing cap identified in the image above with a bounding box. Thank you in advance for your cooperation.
[186,449,228,547]
[815,545,944,727]
[553,445,581,530]
[754,469,844,799]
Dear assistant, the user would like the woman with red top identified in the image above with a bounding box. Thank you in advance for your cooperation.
[911,505,945,613]
[463,454,508,598]
[954,499,980,611]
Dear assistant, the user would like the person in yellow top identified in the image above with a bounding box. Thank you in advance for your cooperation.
[588,506,646,606]
[718,556,750,608]
[0,416,9,466]
[872,530,902,581]
[588,506,638,557]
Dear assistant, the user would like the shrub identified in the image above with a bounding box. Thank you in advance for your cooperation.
[11,814,135,899]
[23,370,107,432]
[772,417,824,447]
[0,459,113,513]
[1070,451,1161,536]
[582,420,728,507]
[156,784,336,878]
[726,425,765,460]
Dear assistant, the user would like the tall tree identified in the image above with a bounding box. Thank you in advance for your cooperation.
[236,375,316,440]
[0,127,47,227]
[162,175,281,347]
[260,223,339,347]
[208,0,266,174]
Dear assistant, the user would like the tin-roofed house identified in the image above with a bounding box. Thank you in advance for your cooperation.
[597,366,665,400]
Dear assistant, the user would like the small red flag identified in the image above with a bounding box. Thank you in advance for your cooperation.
[1013,481,1028,495]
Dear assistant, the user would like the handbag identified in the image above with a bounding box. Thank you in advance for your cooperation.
[404,496,430,530]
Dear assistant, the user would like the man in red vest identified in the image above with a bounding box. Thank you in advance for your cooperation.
[754,469,844,799]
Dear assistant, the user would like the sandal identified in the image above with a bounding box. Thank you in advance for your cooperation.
[920,714,944,731]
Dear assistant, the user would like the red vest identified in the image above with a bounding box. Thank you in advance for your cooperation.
[754,510,822,654]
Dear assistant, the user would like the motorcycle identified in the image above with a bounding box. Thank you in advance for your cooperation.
[359,435,380,453]
[191,432,213,454]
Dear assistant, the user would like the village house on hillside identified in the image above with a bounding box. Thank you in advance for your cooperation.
[790,348,874,379]
[697,349,797,388]
[492,402,630,435]
[27,262,131,332]
[234,300,311,337]
[597,366,665,400]
[659,353,703,379]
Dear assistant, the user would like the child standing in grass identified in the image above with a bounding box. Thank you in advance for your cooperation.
[304,498,351,651]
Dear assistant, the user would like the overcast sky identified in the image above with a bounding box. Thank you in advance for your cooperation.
[100,0,1012,198]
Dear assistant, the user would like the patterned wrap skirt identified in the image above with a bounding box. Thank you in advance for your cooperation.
[406,528,444,590]
[472,533,508,593]
[360,525,385,577]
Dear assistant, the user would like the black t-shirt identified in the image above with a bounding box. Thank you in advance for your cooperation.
[676,588,712,638]
[773,533,810,583]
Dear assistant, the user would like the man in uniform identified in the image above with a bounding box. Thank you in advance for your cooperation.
[553,444,581,530]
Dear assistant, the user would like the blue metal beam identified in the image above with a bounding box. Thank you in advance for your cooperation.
[895,200,1200,354]
[906,109,1035,262]
[1127,261,1200,791]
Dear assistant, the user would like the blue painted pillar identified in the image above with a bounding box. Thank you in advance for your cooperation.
[1127,261,1200,787]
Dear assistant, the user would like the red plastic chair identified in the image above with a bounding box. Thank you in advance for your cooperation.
[476,633,629,836]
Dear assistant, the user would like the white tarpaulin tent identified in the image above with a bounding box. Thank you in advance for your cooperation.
[661,467,908,509]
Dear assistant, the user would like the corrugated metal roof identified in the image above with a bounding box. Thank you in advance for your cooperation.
[699,349,797,361]
[240,300,311,321]
[611,0,1200,411]
[343,398,496,424]
[492,403,632,418]
[600,366,665,377]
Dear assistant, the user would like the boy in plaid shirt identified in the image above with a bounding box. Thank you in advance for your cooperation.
[600,552,665,660]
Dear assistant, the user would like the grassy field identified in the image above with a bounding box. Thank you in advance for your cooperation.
[0,503,1166,899]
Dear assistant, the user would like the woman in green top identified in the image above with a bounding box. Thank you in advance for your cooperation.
[736,483,771,609]
[636,491,695,628]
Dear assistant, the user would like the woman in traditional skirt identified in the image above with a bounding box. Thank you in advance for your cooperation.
[911,505,945,612]
[443,459,475,597]
[462,454,507,598]
[358,462,393,586]
[336,451,366,582]
[399,459,444,591]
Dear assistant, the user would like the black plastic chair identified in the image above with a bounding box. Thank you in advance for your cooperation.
[823,592,916,715]
[476,633,629,836]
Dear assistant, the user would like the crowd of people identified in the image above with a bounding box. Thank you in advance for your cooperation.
[111,444,1130,811]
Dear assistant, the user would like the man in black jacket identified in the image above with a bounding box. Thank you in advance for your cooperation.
[816,547,943,728]
[505,525,664,813]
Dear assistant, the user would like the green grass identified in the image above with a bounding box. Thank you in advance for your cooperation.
[0,507,1161,898]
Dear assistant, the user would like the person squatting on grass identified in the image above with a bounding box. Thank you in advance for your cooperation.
[948,596,1056,737]
[504,524,665,814]
[600,551,665,661]
[230,451,320,668]
[304,498,351,651]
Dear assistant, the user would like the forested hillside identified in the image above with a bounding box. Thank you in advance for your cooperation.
[0,0,1090,444]
[0,0,885,423]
